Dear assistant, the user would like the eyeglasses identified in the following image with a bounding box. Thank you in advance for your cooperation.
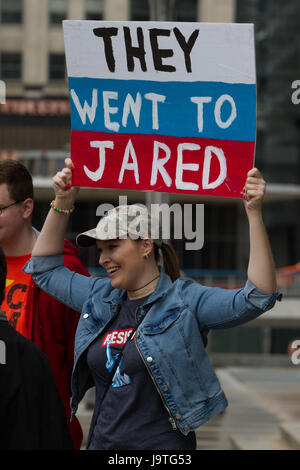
[0,200,24,216]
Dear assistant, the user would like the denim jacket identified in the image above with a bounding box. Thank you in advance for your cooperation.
[24,255,281,435]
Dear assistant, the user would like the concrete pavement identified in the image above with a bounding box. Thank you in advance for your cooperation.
[76,366,300,450]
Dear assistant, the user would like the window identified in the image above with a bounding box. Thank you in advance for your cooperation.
[0,53,22,79]
[130,0,197,21]
[130,0,149,21]
[49,0,68,25]
[49,54,66,80]
[175,0,197,22]
[0,0,23,24]
[85,0,103,21]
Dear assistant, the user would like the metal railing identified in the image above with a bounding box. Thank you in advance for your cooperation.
[88,266,300,297]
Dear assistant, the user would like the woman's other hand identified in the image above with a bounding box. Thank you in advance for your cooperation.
[243,167,266,213]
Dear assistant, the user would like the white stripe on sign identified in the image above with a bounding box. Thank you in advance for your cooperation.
[63,20,255,84]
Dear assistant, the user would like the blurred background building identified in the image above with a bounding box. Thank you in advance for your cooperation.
[1,0,300,363]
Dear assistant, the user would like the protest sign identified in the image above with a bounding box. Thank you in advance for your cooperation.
[63,20,256,198]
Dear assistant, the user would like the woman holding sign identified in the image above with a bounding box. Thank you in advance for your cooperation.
[23,159,281,450]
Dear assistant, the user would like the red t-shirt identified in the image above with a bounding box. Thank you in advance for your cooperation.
[2,253,32,338]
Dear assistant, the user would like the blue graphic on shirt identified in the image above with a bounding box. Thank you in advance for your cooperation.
[106,339,131,387]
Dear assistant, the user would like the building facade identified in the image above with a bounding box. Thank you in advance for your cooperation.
[1,0,300,358]
[0,0,242,272]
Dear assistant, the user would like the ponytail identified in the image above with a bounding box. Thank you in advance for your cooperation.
[154,242,181,282]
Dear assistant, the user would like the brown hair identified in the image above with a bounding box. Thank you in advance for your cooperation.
[154,242,181,282]
[0,160,34,201]
[0,247,7,306]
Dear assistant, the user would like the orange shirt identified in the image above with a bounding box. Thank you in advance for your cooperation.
[2,254,32,338]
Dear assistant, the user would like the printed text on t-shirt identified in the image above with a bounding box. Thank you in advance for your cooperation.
[101,328,135,347]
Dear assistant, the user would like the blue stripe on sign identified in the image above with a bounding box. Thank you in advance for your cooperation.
[68,77,256,142]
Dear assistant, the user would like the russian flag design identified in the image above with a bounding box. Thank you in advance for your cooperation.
[63,21,256,198]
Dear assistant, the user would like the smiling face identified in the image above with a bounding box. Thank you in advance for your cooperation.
[96,237,155,291]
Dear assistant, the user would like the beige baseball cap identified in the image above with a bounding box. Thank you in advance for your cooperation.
[76,204,163,248]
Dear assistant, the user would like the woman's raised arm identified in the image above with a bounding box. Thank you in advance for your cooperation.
[244,167,277,294]
[32,158,79,257]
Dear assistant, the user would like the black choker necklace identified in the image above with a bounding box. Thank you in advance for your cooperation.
[127,274,160,292]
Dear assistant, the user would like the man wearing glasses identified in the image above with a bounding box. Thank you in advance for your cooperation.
[0,159,90,450]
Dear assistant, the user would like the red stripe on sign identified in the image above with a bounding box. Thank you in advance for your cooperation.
[70,131,255,198]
